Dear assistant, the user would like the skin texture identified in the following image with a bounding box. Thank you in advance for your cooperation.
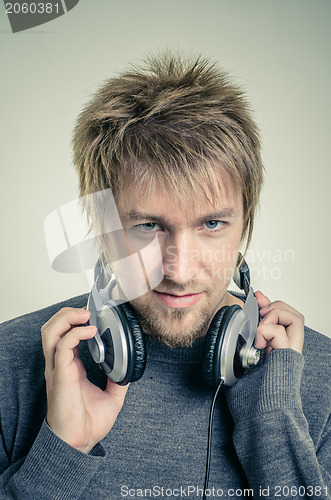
[121,183,245,347]
[255,291,304,355]
[42,308,129,454]
[42,182,304,453]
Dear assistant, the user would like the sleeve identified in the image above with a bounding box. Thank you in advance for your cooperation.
[0,420,105,500]
[225,349,331,500]
[0,298,106,499]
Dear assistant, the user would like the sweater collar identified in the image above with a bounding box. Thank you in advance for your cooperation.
[145,335,206,364]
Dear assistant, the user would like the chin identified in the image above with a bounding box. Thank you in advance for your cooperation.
[137,306,212,348]
[146,328,204,348]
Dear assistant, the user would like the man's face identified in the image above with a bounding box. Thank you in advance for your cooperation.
[117,179,244,347]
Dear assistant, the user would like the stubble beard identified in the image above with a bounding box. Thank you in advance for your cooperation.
[131,288,226,348]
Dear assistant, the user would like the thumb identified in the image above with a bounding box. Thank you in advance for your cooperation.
[255,290,271,310]
[105,379,130,413]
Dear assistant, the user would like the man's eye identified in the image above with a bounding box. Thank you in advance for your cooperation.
[203,220,225,231]
[138,222,161,232]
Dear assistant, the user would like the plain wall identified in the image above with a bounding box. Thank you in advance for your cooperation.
[0,0,330,337]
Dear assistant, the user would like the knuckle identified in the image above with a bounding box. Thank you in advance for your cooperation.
[60,307,73,313]
[273,300,285,310]
[275,325,285,335]
[41,329,51,348]
[41,321,51,337]
[41,335,48,350]
[56,307,75,319]
[298,313,305,324]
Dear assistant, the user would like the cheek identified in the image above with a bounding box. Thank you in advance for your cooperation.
[199,232,243,283]
[203,231,243,266]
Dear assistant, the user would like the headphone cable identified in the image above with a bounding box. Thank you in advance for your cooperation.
[203,378,225,500]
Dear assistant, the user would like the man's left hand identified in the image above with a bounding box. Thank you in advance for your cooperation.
[255,291,305,356]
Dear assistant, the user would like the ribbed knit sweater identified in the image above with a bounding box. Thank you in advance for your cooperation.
[0,294,330,499]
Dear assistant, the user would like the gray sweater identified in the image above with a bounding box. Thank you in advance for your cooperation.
[0,294,330,499]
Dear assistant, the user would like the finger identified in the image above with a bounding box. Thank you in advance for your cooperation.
[255,291,271,310]
[258,308,304,353]
[53,325,97,372]
[255,323,290,351]
[41,307,89,332]
[260,300,303,319]
[264,344,274,356]
[105,379,130,412]
[105,379,130,396]
[42,308,90,358]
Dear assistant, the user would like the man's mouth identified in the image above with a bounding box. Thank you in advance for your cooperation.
[153,290,204,308]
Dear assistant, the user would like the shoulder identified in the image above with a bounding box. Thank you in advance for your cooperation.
[302,326,331,390]
[0,294,88,328]
[302,326,331,367]
[301,326,330,442]
[0,294,89,357]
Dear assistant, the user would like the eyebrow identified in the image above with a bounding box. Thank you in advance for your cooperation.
[122,208,239,226]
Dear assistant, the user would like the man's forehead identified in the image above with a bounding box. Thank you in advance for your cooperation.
[118,183,243,223]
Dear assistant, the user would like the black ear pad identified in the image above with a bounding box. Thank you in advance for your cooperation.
[115,302,147,385]
[203,305,242,387]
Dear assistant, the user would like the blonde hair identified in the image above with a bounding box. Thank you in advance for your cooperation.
[73,52,264,250]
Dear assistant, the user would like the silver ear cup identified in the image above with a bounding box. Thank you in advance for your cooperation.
[222,260,261,385]
[219,308,259,386]
[87,280,130,383]
[87,306,130,383]
[96,307,129,382]
[203,285,261,387]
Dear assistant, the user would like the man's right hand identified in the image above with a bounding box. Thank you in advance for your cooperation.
[41,307,129,454]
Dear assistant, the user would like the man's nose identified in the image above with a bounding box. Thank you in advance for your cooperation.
[162,233,200,285]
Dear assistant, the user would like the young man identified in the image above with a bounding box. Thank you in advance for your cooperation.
[0,54,330,499]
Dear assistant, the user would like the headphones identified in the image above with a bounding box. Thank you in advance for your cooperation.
[87,254,261,387]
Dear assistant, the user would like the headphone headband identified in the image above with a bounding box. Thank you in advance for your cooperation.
[233,253,250,294]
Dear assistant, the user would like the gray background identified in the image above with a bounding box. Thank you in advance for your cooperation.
[0,0,330,337]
